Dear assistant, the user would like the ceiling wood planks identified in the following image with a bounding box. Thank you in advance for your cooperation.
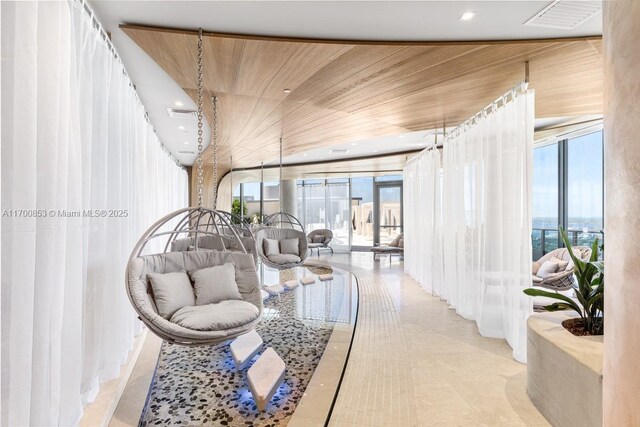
[122,24,603,185]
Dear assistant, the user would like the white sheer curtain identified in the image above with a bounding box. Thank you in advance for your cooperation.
[404,148,443,294]
[404,87,534,362]
[1,2,188,425]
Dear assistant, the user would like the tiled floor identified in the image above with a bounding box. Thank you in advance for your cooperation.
[322,252,549,427]
[88,252,549,426]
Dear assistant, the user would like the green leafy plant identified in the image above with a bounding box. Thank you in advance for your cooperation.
[231,198,247,218]
[524,228,604,335]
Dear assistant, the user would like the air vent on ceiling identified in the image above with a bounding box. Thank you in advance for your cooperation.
[525,1,601,30]
[177,150,196,155]
[329,149,350,155]
[166,108,198,120]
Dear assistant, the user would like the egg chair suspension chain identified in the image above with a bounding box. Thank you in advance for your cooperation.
[196,28,205,208]
[279,137,283,225]
[211,95,219,209]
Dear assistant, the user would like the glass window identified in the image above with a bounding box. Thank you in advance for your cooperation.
[262,181,280,216]
[232,184,243,218]
[532,143,559,260]
[375,174,403,182]
[530,129,604,259]
[302,182,326,232]
[567,131,604,248]
[378,185,402,245]
[242,182,261,221]
[350,177,374,247]
[326,182,350,249]
[327,178,349,184]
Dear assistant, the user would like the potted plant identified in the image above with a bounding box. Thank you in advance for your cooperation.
[524,228,604,336]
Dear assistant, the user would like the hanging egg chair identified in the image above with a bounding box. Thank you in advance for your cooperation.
[263,211,304,231]
[126,208,262,345]
[125,29,261,346]
[254,139,309,269]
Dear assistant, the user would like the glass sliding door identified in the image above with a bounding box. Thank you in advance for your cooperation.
[297,179,350,251]
[375,182,403,245]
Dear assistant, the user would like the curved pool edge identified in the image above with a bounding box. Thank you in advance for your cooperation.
[287,262,360,427]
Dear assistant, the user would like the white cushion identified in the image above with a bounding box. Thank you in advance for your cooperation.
[267,254,301,265]
[549,256,569,271]
[170,237,193,252]
[169,300,259,331]
[189,263,242,305]
[537,260,560,278]
[148,271,195,319]
[280,238,299,255]
[263,239,280,257]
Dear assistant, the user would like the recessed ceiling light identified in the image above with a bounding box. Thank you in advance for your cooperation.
[184,141,189,145]
[398,135,404,138]
[178,125,185,130]
[283,89,291,94]
[351,143,358,146]
[460,12,476,21]
[302,153,307,156]
[175,100,184,107]
[373,150,379,153]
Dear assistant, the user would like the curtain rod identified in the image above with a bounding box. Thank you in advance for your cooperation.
[75,0,185,170]
[405,81,529,166]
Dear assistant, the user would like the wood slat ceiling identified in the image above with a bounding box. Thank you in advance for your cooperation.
[123,25,603,184]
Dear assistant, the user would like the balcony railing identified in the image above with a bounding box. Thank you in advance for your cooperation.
[532,228,604,260]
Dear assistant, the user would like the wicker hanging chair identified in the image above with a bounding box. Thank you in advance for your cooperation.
[125,30,261,346]
[126,207,262,346]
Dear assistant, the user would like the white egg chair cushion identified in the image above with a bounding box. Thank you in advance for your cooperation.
[255,227,308,269]
[189,263,242,305]
[170,300,260,331]
[127,250,262,345]
[147,271,195,319]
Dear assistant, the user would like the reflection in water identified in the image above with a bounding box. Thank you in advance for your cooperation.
[259,262,352,324]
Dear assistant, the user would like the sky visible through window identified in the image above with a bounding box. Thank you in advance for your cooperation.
[567,132,603,231]
[532,130,603,232]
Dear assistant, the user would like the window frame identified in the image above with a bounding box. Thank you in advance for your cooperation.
[533,124,604,256]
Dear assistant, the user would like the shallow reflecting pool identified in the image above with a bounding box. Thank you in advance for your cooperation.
[140,264,357,427]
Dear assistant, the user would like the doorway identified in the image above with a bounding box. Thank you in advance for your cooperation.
[373,181,403,246]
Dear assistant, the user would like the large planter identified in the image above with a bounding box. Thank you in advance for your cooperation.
[527,311,603,427]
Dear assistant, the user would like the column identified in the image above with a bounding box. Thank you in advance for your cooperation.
[603,2,640,425]
[280,180,297,217]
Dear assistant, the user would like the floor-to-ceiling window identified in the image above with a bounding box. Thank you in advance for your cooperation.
[532,144,559,259]
[238,175,402,250]
[295,175,403,250]
[326,179,350,249]
[532,128,604,259]
[297,179,350,251]
[242,182,261,221]
[567,131,604,246]
[374,176,403,245]
[350,177,374,248]
[262,181,280,217]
